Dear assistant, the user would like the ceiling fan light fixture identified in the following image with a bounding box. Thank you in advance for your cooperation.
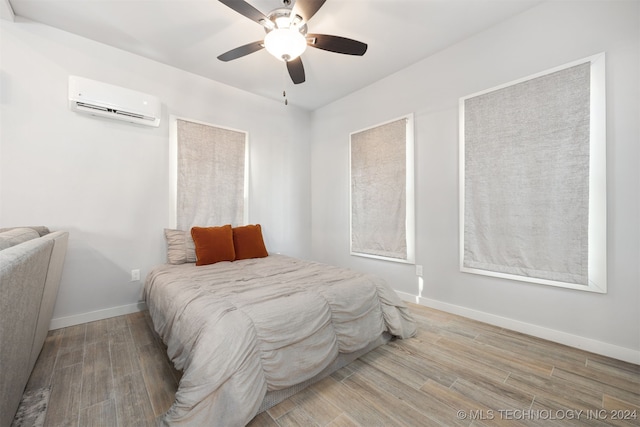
[217,0,367,85]
[264,28,307,61]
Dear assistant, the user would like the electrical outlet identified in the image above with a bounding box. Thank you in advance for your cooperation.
[415,265,423,276]
[131,269,140,282]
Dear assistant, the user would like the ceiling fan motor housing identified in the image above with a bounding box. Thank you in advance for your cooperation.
[262,8,308,34]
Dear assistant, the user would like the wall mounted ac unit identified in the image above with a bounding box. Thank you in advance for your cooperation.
[68,76,161,127]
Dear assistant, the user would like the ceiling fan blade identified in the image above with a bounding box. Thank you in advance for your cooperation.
[307,34,368,56]
[219,0,270,26]
[290,0,326,23]
[217,41,264,61]
[286,57,306,84]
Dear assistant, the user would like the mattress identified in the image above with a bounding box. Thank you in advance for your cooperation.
[144,254,416,426]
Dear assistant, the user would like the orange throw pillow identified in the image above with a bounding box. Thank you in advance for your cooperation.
[233,224,268,260]
[191,225,236,266]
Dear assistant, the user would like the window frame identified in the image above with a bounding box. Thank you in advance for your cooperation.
[349,113,415,264]
[459,53,607,293]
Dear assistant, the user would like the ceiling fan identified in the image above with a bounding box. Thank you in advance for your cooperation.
[217,0,368,84]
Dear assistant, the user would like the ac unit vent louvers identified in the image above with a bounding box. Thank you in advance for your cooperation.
[75,102,155,122]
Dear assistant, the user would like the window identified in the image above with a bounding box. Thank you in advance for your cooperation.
[350,114,415,263]
[459,53,606,293]
[169,117,248,229]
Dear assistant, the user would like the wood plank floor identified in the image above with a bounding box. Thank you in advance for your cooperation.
[21,303,640,426]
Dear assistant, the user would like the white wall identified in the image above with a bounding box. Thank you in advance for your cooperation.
[1,1,638,363]
[0,18,312,324]
[310,1,639,362]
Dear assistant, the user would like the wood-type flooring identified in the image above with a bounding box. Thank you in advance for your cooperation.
[20,303,640,426]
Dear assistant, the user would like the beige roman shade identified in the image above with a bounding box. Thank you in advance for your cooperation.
[462,62,592,285]
[176,119,246,230]
[351,118,410,261]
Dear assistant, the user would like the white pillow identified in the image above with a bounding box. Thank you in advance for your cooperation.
[164,229,196,264]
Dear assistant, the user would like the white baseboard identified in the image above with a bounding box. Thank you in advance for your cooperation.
[396,291,640,365]
[49,294,639,365]
[49,302,147,330]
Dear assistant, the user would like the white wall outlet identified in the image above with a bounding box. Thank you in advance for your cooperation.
[415,265,423,276]
[131,269,140,282]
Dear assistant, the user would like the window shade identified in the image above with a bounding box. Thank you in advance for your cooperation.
[351,118,408,260]
[462,63,591,285]
[176,119,246,230]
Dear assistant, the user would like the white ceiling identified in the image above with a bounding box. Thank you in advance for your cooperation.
[5,0,541,110]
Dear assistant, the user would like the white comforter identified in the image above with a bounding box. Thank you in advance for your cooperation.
[144,254,416,426]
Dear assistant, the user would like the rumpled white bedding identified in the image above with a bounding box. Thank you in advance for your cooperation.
[144,254,416,426]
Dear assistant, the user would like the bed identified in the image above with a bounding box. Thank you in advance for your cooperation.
[144,229,416,426]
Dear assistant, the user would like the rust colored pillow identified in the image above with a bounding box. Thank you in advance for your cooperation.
[191,225,236,266]
[232,224,268,260]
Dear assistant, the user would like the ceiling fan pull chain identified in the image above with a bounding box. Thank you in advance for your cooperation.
[282,66,289,106]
